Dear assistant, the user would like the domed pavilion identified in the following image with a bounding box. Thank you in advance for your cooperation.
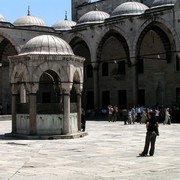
[8,35,86,139]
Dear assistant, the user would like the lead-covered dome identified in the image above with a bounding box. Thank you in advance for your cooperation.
[52,19,76,30]
[77,10,110,25]
[111,2,149,17]
[152,0,176,7]
[20,35,74,55]
[0,14,6,22]
[13,15,46,26]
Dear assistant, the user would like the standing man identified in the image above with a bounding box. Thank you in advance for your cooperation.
[81,108,86,132]
[139,111,159,156]
[108,105,113,122]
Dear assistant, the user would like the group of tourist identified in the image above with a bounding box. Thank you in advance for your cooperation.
[107,105,119,122]
[83,104,180,157]
[121,105,172,125]
[106,104,180,124]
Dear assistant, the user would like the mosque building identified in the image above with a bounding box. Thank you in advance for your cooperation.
[0,0,180,116]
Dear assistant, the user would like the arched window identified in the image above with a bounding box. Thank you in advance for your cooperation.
[87,64,93,78]
[138,58,144,74]
[118,61,126,75]
[102,62,108,76]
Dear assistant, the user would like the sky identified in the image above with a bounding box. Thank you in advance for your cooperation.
[0,0,72,27]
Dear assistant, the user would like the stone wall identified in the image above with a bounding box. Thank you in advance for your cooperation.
[16,113,78,135]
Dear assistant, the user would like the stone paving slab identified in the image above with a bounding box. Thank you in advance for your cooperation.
[0,119,180,180]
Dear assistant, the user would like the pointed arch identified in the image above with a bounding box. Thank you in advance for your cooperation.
[0,31,20,53]
[97,29,131,66]
[133,17,178,62]
[10,62,29,84]
[32,61,68,83]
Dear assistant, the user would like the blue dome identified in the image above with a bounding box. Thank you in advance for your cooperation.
[111,2,149,17]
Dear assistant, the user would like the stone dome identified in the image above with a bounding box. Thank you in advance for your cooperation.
[152,0,176,7]
[52,19,76,30]
[0,14,6,22]
[13,15,46,26]
[20,35,74,55]
[77,10,110,25]
[111,2,149,17]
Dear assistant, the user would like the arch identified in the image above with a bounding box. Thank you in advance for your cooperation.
[10,62,29,84]
[0,32,20,110]
[72,68,83,83]
[95,26,131,55]
[70,36,90,58]
[96,29,131,66]
[70,37,91,81]
[32,61,69,83]
[138,25,172,63]
[43,70,60,84]
[70,70,81,102]
[0,39,17,62]
[133,17,179,61]
[0,31,20,53]
[38,69,61,104]
[73,70,80,82]
[69,33,92,55]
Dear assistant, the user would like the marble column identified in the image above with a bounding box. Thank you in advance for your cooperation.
[62,82,72,134]
[11,94,18,133]
[74,84,83,132]
[131,62,138,105]
[29,93,37,135]
[77,93,82,131]
[63,92,70,134]
[11,84,18,134]
[26,83,38,135]
[93,64,99,110]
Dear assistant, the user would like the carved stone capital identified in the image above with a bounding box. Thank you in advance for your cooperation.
[11,84,19,94]
[26,82,39,94]
[61,82,73,95]
[74,83,83,95]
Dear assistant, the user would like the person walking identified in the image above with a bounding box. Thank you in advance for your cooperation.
[131,106,136,124]
[112,106,118,122]
[122,108,128,125]
[108,105,113,122]
[128,108,132,124]
[81,108,86,132]
[140,110,147,124]
[139,111,159,156]
[163,107,171,125]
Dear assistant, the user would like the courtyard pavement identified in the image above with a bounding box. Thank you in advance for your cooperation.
[0,116,180,180]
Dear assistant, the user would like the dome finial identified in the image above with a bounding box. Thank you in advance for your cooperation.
[65,11,68,20]
[95,3,98,11]
[27,5,31,16]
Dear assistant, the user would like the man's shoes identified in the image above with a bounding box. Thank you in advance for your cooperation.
[139,153,146,157]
